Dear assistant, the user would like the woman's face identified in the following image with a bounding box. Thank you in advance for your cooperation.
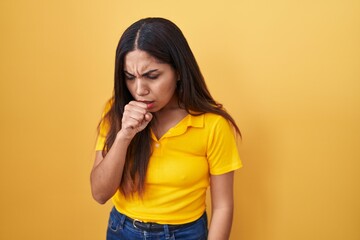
[123,50,178,113]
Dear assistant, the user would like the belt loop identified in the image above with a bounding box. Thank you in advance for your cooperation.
[117,208,126,230]
[163,224,170,239]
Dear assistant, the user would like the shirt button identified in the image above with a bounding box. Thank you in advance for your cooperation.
[155,143,160,148]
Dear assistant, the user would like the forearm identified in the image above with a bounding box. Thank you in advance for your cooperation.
[208,207,234,240]
[90,133,131,204]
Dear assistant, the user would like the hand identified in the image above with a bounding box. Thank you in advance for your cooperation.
[119,101,153,139]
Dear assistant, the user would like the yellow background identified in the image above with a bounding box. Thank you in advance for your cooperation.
[1,0,359,239]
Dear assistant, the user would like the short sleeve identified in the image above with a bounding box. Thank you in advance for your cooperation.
[95,100,112,151]
[206,115,242,175]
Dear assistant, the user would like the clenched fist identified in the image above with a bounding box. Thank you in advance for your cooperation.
[119,101,153,140]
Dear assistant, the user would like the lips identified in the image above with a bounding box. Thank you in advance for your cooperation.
[138,100,155,109]
[138,100,154,104]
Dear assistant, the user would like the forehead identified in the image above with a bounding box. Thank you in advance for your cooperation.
[124,50,162,72]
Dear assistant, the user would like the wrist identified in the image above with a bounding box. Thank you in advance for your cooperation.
[115,130,133,144]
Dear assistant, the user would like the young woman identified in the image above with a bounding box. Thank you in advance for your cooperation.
[91,17,242,240]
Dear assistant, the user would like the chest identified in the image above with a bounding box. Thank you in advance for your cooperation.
[151,111,188,140]
[147,125,210,186]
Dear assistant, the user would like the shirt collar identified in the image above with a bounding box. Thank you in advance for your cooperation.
[186,113,204,128]
[151,114,204,140]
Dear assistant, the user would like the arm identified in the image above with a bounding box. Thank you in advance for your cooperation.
[208,171,235,240]
[90,101,153,204]
[90,133,131,204]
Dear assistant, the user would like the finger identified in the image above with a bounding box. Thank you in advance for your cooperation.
[123,102,148,123]
[124,109,146,123]
[122,101,152,134]
[127,101,148,110]
[124,104,147,116]
[144,112,153,122]
[122,117,141,130]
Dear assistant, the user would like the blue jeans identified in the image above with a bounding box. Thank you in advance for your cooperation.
[106,207,208,240]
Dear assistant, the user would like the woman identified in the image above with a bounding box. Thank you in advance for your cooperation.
[91,17,242,240]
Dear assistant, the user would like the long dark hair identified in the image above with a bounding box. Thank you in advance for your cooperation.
[100,17,241,197]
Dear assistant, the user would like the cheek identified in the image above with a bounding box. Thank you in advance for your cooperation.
[166,82,177,92]
[163,78,177,92]
[160,83,177,98]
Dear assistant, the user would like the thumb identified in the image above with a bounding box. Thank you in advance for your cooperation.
[144,112,153,122]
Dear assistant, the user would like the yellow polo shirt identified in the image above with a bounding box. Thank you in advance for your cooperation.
[95,111,242,224]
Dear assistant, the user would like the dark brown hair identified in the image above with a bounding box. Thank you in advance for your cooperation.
[100,17,241,197]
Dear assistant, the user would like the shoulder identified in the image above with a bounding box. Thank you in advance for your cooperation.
[98,98,114,133]
[201,112,238,139]
[202,112,231,127]
[99,98,114,122]
[187,112,228,129]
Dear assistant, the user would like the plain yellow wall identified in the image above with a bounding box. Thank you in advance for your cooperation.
[1,0,359,239]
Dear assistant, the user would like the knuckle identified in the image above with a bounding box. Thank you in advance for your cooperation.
[124,105,130,111]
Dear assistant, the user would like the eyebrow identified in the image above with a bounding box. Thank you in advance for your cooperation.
[123,69,159,77]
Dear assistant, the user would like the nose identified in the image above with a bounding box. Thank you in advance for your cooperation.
[135,79,149,96]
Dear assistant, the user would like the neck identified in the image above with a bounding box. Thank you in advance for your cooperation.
[154,94,182,118]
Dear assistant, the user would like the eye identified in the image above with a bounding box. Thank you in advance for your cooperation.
[146,75,159,80]
[124,73,135,80]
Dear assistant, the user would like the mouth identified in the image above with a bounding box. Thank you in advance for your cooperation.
[138,100,155,108]
[137,100,154,104]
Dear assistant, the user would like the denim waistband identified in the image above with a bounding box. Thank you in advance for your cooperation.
[112,207,206,233]
[128,215,200,232]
